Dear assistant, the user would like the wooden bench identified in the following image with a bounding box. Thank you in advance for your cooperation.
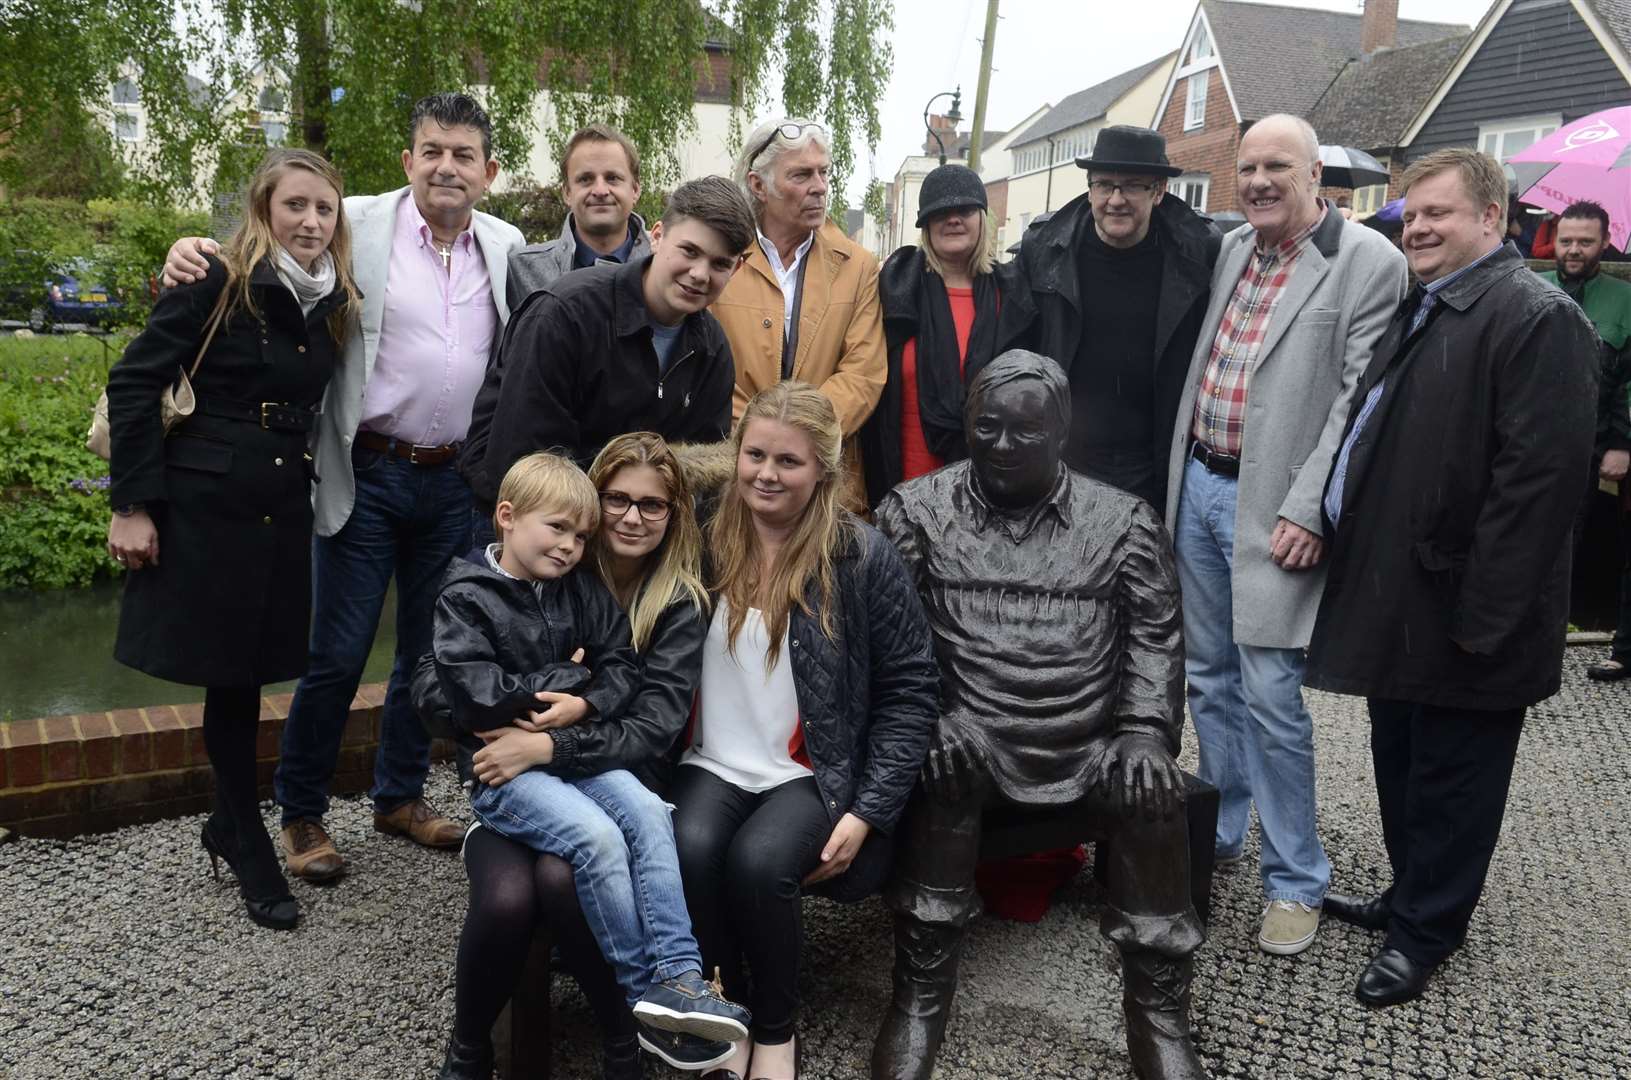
[494,771,1219,1079]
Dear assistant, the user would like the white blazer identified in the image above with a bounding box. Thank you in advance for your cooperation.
[311,187,524,536]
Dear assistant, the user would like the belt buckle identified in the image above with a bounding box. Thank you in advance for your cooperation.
[408,443,422,465]
[259,402,273,429]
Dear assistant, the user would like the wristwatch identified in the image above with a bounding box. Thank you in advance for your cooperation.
[113,503,145,517]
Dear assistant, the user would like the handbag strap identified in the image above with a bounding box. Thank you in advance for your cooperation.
[185,282,231,379]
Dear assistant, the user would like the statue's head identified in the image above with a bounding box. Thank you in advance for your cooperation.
[965,349,1070,509]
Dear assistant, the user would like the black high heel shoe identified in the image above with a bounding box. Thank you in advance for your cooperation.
[200,816,299,931]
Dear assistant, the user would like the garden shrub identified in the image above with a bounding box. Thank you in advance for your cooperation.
[0,334,126,590]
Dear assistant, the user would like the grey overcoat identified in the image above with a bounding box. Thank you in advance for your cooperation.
[1163,209,1407,649]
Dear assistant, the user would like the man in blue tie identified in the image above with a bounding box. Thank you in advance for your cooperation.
[1306,148,1600,1007]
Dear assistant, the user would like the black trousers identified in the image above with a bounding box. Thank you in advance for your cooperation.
[670,766,831,1044]
[1368,697,1525,965]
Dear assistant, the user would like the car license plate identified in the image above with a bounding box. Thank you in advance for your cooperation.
[84,293,107,302]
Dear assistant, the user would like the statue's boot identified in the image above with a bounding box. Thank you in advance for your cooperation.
[1120,950,1209,1080]
[870,918,964,1080]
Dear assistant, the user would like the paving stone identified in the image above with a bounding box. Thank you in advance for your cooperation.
[1,650,1627,1078]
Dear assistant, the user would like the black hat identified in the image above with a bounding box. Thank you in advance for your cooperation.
[915,163,987,228]
[1075,125,1183,177]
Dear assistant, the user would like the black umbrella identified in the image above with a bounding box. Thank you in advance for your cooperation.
[1318,145,1390,189]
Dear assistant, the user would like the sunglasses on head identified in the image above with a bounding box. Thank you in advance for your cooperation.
[747,122,827,168]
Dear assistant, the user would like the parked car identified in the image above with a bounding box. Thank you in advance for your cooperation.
[0,256,124,332]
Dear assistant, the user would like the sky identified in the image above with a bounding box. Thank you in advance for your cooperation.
[856,0,1497,199]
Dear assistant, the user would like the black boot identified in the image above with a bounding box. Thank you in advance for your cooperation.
[1120,951,1208,1080]
[601,1032,643,1080]
[870,917,964,1080]
[437,1030,494,1080]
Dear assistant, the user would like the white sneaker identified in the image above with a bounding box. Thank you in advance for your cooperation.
[1259,900,1320,955]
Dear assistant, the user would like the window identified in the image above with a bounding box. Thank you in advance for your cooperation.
[1478,115,1561,161]
[262,120,287,145]
[1351,182,1388,217]
[111,77,139,105]
[114,112,140,141]
[1188,22,1213,65]
[258,87,287,112]
[1185,73,1208,132]
[1174,173,1209,211]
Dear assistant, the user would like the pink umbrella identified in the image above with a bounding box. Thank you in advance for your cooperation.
[1506,106,1631,252]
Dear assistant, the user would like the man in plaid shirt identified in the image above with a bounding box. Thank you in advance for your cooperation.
[1162,114,1408,958]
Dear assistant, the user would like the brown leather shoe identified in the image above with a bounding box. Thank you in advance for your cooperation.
[280,818,346,883]
[373,798,464,849]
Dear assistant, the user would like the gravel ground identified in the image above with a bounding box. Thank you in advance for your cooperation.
[2,649,1628,1079]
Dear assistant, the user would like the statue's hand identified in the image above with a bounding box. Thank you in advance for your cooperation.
[921,724,986,804]
[1104,733,1183,822]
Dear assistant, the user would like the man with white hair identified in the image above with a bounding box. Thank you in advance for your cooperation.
[1163,114,1407,955]
[712,118,886,496]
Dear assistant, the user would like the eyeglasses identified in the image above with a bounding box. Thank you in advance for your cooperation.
[1088,179,1159,198]
[599,490,672,522]
[746,122,827,169]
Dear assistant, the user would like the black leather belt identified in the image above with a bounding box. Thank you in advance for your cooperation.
[197,396,318,433]
[1190,441,1240,477]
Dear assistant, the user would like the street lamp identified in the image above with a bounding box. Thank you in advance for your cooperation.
[923,86,963,166]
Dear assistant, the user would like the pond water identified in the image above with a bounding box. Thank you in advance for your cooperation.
[0,580,398,721]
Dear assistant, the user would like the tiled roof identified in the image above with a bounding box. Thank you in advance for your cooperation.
[1583,0,1631,55]
[1201,0,1467,122]
[1009,54,1175,147]
[1305,34,1469,150]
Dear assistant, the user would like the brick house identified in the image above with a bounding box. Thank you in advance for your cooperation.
[1151,0,1466,215]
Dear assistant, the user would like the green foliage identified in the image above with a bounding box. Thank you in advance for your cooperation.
[0,199,208,332]
[0,336,128,591]
[480,184,569,245]
[2,0,891,216]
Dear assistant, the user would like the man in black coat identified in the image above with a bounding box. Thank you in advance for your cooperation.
[465,177,755,519]
[1307,149,1600,1007]
[999,126,1220,515]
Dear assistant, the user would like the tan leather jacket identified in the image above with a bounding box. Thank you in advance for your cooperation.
[713,221,886,439]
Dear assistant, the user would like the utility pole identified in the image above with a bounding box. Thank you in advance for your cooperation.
[966,0,1001,172]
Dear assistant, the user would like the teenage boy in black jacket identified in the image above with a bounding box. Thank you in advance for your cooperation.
[466,176,756,523]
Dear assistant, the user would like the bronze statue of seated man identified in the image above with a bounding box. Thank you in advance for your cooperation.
[872,349,1207,1080]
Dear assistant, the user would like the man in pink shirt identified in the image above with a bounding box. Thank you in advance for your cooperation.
[166,93,525,883]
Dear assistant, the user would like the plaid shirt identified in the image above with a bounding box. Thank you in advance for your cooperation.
[1191,205,1328,455]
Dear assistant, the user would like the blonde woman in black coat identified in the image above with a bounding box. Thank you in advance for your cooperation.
[106,148,361,930]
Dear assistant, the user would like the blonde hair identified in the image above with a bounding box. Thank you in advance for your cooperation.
[1402,148,1508,234]
[920,208,996,278]
[587,433,708,652]
[222,148,361,343]
[708,382,850,669]
[496,452,600,536]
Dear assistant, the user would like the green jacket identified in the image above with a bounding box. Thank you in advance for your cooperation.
[1539,269,1631,453]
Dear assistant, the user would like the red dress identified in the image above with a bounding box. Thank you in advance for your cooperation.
[899,286,975,481]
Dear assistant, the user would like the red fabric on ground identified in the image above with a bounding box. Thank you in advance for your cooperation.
[975,845,1088,922]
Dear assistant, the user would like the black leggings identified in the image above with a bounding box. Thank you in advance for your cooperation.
[202,687,268,846]
[670,766,831,1044]
[453,826,631,1045]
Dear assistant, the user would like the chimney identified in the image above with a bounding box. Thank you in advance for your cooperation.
[923,113,958,156]
[1361,0,1398,54]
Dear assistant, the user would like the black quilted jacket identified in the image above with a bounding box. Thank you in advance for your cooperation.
[776,515,939,902]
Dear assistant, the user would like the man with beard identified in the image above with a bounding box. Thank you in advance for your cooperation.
[1538,200,1631,681]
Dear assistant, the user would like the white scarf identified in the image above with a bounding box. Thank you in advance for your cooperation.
[274,247,337,317]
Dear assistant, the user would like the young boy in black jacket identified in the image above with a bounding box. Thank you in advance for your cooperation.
[426,451,749,1069]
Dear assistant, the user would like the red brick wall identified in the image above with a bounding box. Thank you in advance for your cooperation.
[0,685,453,839]
[1157,67,1241,213]
[986,177,1009,234]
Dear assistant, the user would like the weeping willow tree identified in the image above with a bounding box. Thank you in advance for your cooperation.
[1,0,893,210]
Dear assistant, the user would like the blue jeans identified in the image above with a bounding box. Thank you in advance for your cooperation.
[471,766,702,1006]
[275,447,473,823]
[1174,456,1330,907]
